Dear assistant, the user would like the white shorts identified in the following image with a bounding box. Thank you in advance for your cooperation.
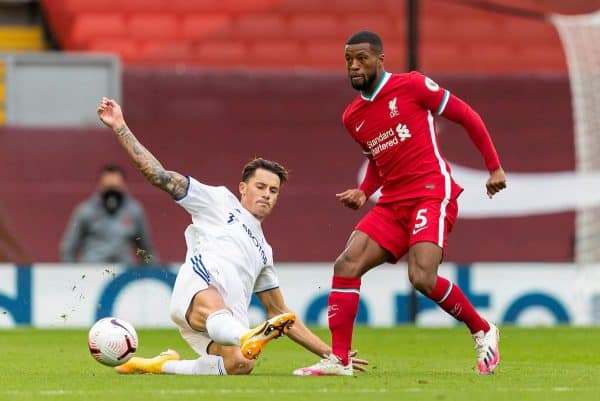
[169,255,251,356]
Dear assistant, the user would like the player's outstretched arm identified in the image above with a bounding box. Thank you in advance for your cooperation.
[97,97,188,199]
[256,288,329,356]
[256,288,368,371]
[440,94,507,198]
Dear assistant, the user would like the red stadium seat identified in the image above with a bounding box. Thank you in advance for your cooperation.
[247,40,302,66]
[460,44,520,73]
[140,41,193,64]
[171,0,279,13]
[221,0,280,13]
[445,18,503,42]
[421,42,466,73]
[60,0,113,14]
[116,0,172,14]
[500,18,561,45]
[68,14,127,49]
[195,40,247,64]
[381,0,406,13]
[39,0,568,72]
[339,15,399,41]
[128,15,179,41]
[181,15,232,41]
[87,38,139,62]
[525,45,568,71]
[276,0,374,14]
[378,43,406,70]
[171,0,227,12]
[304,41,346,69]
[289,15,340,39]
[230,14,288,40]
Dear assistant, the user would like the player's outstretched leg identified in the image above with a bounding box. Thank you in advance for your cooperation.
[115,349,180,374]
[240,312,296,360]
[473,322,500,375]
[292,354,353,376]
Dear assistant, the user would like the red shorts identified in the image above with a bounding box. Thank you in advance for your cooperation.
[356,197,458,263]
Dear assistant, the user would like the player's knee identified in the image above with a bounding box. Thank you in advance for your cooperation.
[408,265,436,294]
[186,307,207,331]
[333,251,362,277]
[223,356,254,375]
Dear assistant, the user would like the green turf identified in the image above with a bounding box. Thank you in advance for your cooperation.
[1,326,598,401]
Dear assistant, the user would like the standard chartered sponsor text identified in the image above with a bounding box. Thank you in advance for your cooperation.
[367,127,399,156]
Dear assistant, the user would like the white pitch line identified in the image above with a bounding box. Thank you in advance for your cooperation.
[159,388,388,395]
[1,386,595,396]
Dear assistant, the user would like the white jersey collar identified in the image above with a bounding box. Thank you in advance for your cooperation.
[240,204,262,228]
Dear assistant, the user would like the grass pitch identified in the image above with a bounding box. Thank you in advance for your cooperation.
[1,326,598,401]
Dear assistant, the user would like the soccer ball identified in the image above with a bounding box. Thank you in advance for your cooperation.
[88,317,138,366]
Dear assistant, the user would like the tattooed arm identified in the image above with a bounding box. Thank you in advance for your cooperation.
[97,97,188,199]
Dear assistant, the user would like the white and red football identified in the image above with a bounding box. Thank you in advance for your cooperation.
[88,317,138,366]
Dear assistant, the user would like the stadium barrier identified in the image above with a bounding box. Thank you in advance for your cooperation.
[1,263,598,328]
[0,52,120,126]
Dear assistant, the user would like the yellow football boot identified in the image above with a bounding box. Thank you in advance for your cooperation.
[240,312,296,360]
[115,349,180,374]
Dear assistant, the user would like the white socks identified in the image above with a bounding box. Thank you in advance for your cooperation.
[160,309,246,376]
[205,309,247,345]
[162,356,226,375]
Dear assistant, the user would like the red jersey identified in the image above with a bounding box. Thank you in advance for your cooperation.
[342,71,499,204]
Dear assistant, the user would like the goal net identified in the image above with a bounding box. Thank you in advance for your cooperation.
[551,10,600,264]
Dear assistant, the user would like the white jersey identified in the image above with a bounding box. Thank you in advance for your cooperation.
[174,177,279,325]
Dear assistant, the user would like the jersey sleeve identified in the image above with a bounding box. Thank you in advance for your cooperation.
[408,71,451,115]
[175,176,234,216]
[253,264,280,293]
[359,156,382,198]
[442,94,501,172]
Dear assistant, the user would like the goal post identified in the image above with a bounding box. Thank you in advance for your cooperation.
[551,10,600,264]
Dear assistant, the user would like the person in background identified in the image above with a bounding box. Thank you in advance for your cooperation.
[60,164,156,265]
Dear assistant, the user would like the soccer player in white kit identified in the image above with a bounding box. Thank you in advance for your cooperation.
[97,98,368,376]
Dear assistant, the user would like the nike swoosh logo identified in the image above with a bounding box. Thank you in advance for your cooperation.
[110,318,135,336]
[327,313,337,319]
[412,226,427,235]
[355,121,365,132]
[358,161,600,218]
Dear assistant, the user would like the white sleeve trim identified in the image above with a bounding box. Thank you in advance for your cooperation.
[436,90,450,115]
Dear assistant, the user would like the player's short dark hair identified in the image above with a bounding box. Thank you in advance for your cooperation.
[99,164,126,179]
[242,158,288,185]
[346,30,384,53]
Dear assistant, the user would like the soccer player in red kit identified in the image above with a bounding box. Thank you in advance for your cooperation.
[294,31,507,376]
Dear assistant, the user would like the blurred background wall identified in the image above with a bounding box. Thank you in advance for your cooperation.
[0,0,599,264]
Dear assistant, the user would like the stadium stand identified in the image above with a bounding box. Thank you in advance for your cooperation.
[0,1,46,125]
[0,1,45,52]
[38,0,598,72]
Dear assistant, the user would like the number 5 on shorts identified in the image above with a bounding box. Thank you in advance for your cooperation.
[413,208,428,234]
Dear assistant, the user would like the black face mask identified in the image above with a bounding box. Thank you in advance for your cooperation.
[101,189,124,215]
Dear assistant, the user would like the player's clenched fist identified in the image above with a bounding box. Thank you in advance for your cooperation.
[486,168,507,199]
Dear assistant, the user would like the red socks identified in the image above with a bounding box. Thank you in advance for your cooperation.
[328,276,361,365]
[328,275,488,364]
[428,276,489,334]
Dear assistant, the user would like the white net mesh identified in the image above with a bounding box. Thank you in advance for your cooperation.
[551,11,600,263]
